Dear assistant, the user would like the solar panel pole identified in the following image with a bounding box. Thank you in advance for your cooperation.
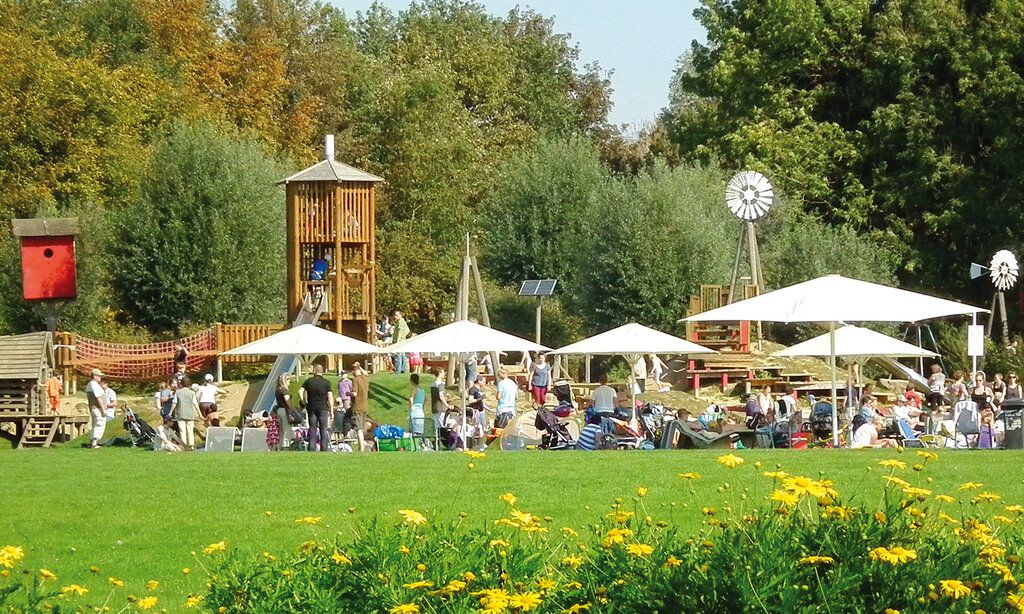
[535,296,543,344]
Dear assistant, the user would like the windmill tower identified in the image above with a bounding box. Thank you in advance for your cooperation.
[280,136,383,341]
[725,170,774,303]
[972,250,1018,345]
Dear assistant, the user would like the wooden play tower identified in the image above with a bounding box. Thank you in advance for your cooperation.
[281,136,383,341]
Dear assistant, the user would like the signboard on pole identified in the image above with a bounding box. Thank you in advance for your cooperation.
[968,325,985,357]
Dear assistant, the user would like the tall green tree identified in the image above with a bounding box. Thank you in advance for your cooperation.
[111,122,286,332]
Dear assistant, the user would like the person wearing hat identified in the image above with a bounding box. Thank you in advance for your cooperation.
[891,394,923,429]
[86,368,106,448]
[197,373,224,427]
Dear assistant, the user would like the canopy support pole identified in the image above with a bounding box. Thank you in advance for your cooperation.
[585,354,591,383]
[972,313,978,375]
[829,322,839,447]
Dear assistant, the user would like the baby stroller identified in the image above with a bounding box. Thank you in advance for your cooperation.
[552,380,574,406]
[122,405,156,448]
[637,403,666,446]
[809,401,835,442]
[534,406,575,450]
[437,408,463,450]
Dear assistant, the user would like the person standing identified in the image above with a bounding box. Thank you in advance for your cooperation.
[86,369,106,449]
[272,374,293,450]
[632,355,648,393]
[495,368,518,429]
[431,369,451,432]
[46,374,61,414]
[465,353,478,387]
[301,365,334,452]
[393,310,410,373]
[197,374,223,427]
[408,373,426,436]
[528,354,551,407]
[171,376,199,450]
[1005,373,1022,401]
[649,354,669,392]
[102,381,117,422]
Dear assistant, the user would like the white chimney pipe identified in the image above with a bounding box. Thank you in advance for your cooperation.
[324,134,335,160]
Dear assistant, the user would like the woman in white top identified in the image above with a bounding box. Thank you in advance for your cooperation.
[649,354,669,392]
[756,386,774,421]
[851,417,897,449]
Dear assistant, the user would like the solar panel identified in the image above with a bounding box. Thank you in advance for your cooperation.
[518,279,558,297]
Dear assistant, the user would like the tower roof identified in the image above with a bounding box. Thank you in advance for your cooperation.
[280,158,383,184]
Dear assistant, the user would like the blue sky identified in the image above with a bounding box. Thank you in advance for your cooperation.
[331,1,706,132]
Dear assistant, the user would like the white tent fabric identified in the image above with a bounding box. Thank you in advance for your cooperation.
[684,274,984,446]
[549,323,715,356]
[220,324,379,356]
[774,325,938,360]
[686,275,986,324]
[382,320,549,355]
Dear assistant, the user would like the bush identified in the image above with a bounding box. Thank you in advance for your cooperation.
[110,121,286,333]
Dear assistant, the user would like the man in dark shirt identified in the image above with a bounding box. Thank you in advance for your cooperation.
[301,364,335,451]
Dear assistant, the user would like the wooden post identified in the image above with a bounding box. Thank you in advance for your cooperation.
[535,297,543,344]
[470,255,500,376]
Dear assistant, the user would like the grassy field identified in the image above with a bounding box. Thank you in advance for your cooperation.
[4,446,1024,608]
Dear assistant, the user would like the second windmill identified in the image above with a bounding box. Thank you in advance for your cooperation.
[726,170,774,303]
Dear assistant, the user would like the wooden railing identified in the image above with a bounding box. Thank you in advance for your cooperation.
[215,324,285,364]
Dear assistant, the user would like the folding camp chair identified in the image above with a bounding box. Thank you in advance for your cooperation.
[896,419,925,448]
[951,400,980,449]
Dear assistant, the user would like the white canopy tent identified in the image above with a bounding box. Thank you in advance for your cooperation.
[687,275,986,445]
[221,324,380,356]
[383,320,549,446]
[774,325,938,361]
[550,323,716,418]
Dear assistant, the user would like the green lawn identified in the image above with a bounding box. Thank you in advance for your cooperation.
[4,446,1024,609]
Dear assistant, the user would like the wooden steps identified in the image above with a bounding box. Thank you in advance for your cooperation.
[17,415,60,448]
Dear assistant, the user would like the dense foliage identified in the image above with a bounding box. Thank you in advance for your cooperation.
[661,0,1024,308]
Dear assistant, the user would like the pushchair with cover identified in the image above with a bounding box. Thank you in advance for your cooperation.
[534,406,575,450]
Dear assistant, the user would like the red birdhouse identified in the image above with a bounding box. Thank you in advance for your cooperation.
[11,218,79,302]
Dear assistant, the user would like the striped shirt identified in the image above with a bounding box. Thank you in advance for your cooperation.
[576,424,601,451]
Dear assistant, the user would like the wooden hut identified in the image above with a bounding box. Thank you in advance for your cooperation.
[0,331,67,447]
[280,137,383,341]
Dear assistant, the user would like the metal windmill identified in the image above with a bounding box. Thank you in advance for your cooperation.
[725,170,774,303]
[971,249,1018,345]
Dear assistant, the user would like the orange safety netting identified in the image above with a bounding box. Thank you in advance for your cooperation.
[74,328,217,380]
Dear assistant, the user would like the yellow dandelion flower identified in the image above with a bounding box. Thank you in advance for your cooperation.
[295,516,322,525]
[717,453,744,468]
[1007,592,1024,613]
[677,472,700,480]
[398,545,410,554]
[561,555,583,569]
[783,476,828,498]
[499,493,518,506]
[1005,504,1024,514]
[875,511,887,524]
[0,546,24,562]
[868,546,917,565]
[938,579,971,600]
[959,482,983,491]
[763,470,789,480]
[537,578,557,591]
[331,551,352,565]
[61,584,89,596]
[389,605,420,614]
[939,512,959,524]
[636,486,648,498]
[882,476,911,488]
[402,580,434,590]
[509,592,543,611]
[665,555,682,568]
[489,539,510,548]
[825,506,855,521]
[771,490,800,507]
[884,610,900,614]
[106,576,123,587]
[563,604,592,614]
[625,543,654,557]
[146,580,159,591]
[976,492,1002,502]
[561,526,579,537]
[185,594,205,608]
[182,568,191,575]
[39,569,57,581]
[138,596,158,610]
[463,571,476,582]
[986,562,1016,583]
[607,510,635,524]
[901,486,932,499]
[934,494,956,504]
[464,450,485,459]
[203,541,227,555]
[878,459,907,470]
[398,509,427,526]
[798,555,835,566]
[416,563,427,572]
